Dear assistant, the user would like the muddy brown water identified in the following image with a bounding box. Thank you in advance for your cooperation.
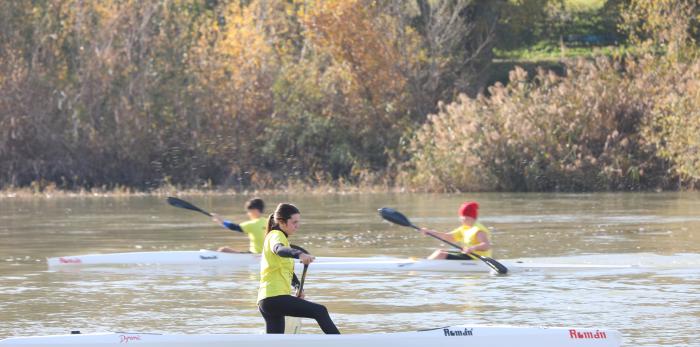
[1,193,699,346]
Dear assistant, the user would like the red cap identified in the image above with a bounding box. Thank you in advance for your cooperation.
[459,202,479,219]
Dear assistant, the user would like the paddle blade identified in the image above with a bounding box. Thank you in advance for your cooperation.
[166,197,211,217]
[487,258,509,275]
[285,316,302,334]
[470,253,508,275]
[378,207,417,229]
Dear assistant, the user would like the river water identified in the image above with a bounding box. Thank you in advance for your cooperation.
[1,193,699,346]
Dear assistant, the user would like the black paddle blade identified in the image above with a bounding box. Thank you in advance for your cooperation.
[378,207,417,229]
[469,253,508,275]
[486,257,509,274]
[166,197,211,217]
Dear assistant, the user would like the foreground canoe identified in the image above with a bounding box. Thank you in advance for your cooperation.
[47,250,634,273]
[0,325,621,347]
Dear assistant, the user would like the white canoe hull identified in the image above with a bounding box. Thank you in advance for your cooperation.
[0,325,621,347]
[47,250,633,273]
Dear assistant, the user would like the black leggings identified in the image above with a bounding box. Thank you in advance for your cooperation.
[258,295,340,334]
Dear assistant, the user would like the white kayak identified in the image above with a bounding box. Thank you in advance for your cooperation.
[47,250,634,273]
[0,325,621,347]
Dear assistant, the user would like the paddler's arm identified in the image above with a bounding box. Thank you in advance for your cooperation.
[211,213,243,232]
[273,244,315,265]
[462,231,491,253]
[420,228,458,243]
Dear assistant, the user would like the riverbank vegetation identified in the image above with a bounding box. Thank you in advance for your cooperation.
[1,0,698,193]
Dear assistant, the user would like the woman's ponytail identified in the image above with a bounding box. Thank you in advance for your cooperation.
[265,213,276,235]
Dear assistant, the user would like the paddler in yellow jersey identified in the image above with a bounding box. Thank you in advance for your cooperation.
[421,201,493,260]
[257,203,340,334]
[211,198,266,253]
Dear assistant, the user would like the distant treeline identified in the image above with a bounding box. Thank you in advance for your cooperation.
[1,0,698,192]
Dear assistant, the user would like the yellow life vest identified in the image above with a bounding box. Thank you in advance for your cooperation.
[448,222,493,258]
[257,229,294,302]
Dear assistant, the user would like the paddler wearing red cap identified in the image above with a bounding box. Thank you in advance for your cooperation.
[421,202,493,260]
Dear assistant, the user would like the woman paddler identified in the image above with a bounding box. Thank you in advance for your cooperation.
[257,203,340,334]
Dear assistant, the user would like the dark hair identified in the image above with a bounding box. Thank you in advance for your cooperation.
[245,198,264,212]
[266,203,300,234]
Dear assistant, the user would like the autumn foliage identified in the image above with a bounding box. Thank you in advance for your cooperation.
[0,0,493,190]
[405,0,700,191]
[1,0,699,192]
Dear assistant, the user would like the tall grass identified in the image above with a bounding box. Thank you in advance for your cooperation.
[405,52,700,191]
